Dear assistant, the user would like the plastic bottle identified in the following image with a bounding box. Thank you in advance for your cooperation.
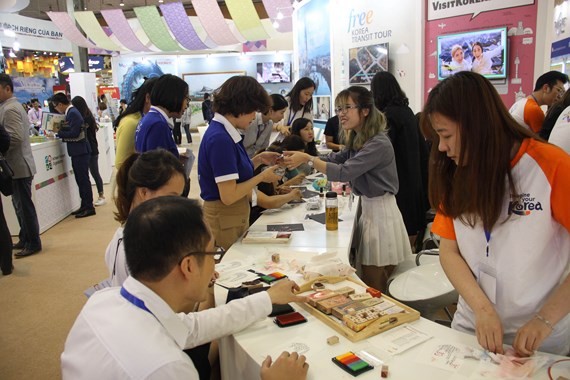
[325,191,338,231]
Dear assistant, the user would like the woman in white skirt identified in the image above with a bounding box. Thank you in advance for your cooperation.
[284,86,411,291]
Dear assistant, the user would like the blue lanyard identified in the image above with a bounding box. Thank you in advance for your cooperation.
[484,229,491,257]
[287,109,298,126]
[120,287,153,316]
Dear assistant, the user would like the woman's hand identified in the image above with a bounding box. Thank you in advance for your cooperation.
[287,189,303,202]
[260,165,284,183]
[512,316,553,357]
[278,125,291,136]
[253,151,281,167]
[283,151,309,170]
[474,308,504,354]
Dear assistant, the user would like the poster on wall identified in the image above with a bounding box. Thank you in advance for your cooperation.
[182,71,245,100]
[424,0,537,107]
[313,96,331,120]
[437,27,507,80]
[116,57,176,102]
[12,76,58,106]
[348,43,389,84]
[296,0,332,95]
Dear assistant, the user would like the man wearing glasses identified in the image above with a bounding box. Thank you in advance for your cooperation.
[509,71,568,134]
[62,196,309,380]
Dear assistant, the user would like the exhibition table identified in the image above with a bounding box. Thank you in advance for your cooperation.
[214,184,568,380]
[2,139,80,235]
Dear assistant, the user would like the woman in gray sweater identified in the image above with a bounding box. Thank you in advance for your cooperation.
[284,86,411,291]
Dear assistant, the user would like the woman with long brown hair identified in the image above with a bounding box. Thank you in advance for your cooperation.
[422,71,570,356]
[285,86,411,292]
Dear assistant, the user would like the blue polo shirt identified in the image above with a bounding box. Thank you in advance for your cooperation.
[198,114,254,201]
[134,106,179,158]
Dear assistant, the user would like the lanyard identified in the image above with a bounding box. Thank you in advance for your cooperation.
[484,229,491,257]
[287,109,298,126]
[120,286,153,316]
[256,122,267,140]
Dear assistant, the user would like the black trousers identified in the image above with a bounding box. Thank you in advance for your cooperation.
[71,154,94,210]
[89,154,104,195]
[11,177,41,250]
[182,123,192,143]
[173,122,182,145]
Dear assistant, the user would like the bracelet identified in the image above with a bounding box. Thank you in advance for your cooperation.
[534,314,554,330]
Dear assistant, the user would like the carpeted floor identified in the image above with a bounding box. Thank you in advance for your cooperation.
[0,138,201,379]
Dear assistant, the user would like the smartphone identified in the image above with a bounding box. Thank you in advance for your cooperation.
[274,311,307,327]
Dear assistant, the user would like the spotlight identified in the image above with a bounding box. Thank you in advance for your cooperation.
[272,20,279,28]
[277,11,284,20]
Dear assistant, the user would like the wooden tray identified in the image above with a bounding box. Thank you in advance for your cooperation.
[295,276,420,342]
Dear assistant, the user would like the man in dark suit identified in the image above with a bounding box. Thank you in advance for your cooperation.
[0,74,42,258]
[51,93,95,218]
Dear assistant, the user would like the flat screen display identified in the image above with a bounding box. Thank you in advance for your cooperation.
[437,26,507,80]
[256,62,292,83]
[348,43,388,84]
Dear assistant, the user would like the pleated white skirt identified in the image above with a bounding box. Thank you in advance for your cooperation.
[357,194,412,267]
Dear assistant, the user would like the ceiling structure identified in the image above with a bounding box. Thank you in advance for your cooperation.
[19,0,273,21]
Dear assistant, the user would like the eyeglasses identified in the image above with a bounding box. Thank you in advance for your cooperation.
[553,86,565,95]
[334,104,360,115]
[179,246,226,265]
[185,96,191,103]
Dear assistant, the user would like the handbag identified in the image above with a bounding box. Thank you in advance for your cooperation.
[60,123,87,143]
[0,152,14,196]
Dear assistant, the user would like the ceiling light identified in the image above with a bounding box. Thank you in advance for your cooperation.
[272,20,279,28]
[277,11,284,20]
[158,0,163,3]
[119,2,124,6]
[84,7,87,10]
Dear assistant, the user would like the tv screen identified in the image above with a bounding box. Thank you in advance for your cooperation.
[437,26,507,80]
[348,43,388,84]
[256,62,291,83]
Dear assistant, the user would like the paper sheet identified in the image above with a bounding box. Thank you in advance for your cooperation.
[215,270,259,289]
[373,323,432,355]
[415,340,465,372]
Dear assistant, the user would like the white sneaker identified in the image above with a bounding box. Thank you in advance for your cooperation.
[94,197,106,206]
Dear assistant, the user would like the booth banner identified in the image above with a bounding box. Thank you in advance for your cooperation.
[296,0,332,96]
[553,1,570,50]
[428,0,535,21]
[0,14,72,52]
[225,0,270,42]
[330,0,422,111]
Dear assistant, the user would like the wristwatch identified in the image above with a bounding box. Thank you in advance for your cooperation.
[307,156,315,167]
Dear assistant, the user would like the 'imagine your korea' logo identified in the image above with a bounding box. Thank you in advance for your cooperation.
[508,193,542,216]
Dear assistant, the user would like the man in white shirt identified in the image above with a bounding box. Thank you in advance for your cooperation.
[61,196,309,380]
[27,98,42,131]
